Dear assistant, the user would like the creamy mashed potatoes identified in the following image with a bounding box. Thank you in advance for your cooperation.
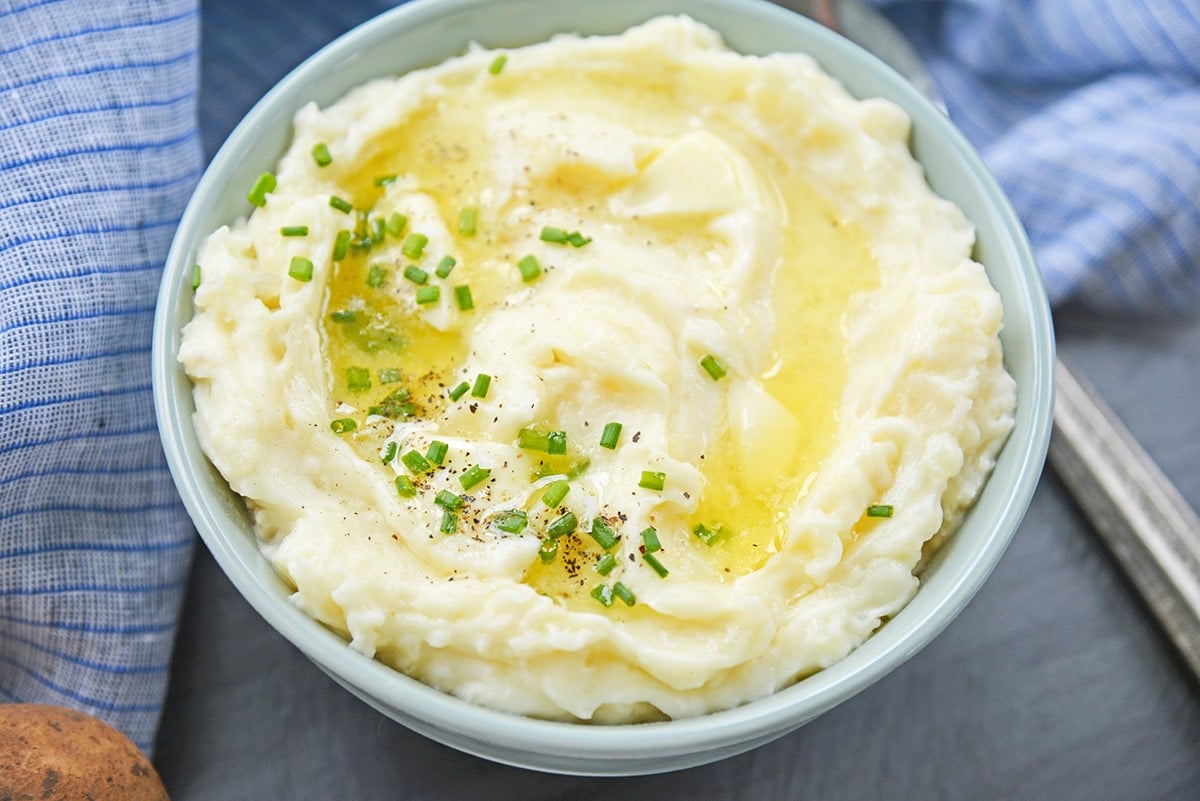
[180,16,1016,720]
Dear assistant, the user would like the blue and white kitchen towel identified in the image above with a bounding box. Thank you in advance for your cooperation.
[1,0,1197,757]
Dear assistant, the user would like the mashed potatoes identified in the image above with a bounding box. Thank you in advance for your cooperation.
[180,16,1016,720]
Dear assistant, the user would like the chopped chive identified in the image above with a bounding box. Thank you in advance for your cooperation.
[566,457,591,480]
[517,427,549,451]
[368,387,416,420]
[448,381,470,401]
[330,308,357,323]
[281,225,309,237]
[867,504,894,518]
[693,523,721,546]
[454,284,474,311]
[311,143,332,167]
[566,231,592,248]
[547,430,567,455]
[366,263,388,288]
[435,490,464,510]
[415,285,440,304]
[590,583,614,607]
[488,54,507,75]
[403,265,429,285]
[401,449,432,475]
[190,264,201,291]
[493,510,528,534]
[459,464,490,491]
[440,508,458,534]
[538,537,558,563]
[401,233,428,260]
[641,526,661,553]
[330,417,356,434]
[332,229,351,261]
[639,471,666,491]
[595,553,617,576]
[643,552,669,578]
[435,255,457,278]
[426,440,449,466]
[471,373,491,398]
[385,212,408,237]
[612,582,636,606]
[546,510,577,539]
[329,195,353,214]
[588,518,619,551]
[373,173,397,186]
[394,475,417,498]
[379,367,403,384]
[246,172,276,207]
[699,354,727,381]
[599,422,622,450]
[288,256,314,282]
[371,216,386,242]
[539,226,569,244]
[541,479,570,508]
[346,366,371,392]
[517,254,541,282]
[458,206,478,236]
[382,441,398,464]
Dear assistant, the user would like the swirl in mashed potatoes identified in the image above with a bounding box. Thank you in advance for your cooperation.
[180,16,1016,721]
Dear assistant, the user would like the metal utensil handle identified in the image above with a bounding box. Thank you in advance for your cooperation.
[1049,360,1200,678]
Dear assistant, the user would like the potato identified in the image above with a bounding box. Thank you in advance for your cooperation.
[0,704,169,801]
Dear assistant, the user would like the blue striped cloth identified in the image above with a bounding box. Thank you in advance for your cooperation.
[0,0,1197,759]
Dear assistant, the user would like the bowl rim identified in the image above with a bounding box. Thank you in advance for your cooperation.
[152,0,1055,775]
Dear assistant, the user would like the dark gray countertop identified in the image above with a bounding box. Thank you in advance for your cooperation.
[153,2,1200,795]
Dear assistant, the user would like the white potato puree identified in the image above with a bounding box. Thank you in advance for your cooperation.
[180,16,1016,721]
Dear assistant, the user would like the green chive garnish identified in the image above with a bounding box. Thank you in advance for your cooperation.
[373,174,397,186]
[566,231,592,248]
[588,518,619,551]
[435,255,457,279]
[547,430,567,455]
[459,206,478,236]
[459,464,490,491]
[426,440,449,466]
[700,354,727,381]
[435,490,464,510]
[639,471,666,491]
[448,381,470,401]
[190,264,201,291]
[517,427,549,452]
[371,216,386,242]
[643,552,669,578]
[546,511,577,540]
[471,373,491,398]
[590,583,614,607]
[867,504,894,518]
[440,508,458,534]
[401,449,432,475]
[379,368,403,384]
[311,143,332,167]
[540,226,569,244]
[693,523,721,546]
[599,422,622,450]
[366,263,388,288]
[330,308,357,323]
[541,480,570,508]
[330,417,356,434]
[539,538,558,563]
[493,510,528,534]
[382,441,398,464]
[281,225,309,237]
[488,54,507,75]
[385,212,408,238]
[517,254,541,282]
[595,553,617,576]
[401,233,428,260]
[346,366,371,392]
[332,229,351,261]
[288,256,314,282]
[641,527,661,553]
[415,285,440,304]
[612,582,636,606]
[403,265,429,285]
[454,284,474,311]
[246,172,276,207]
[394,475,417,498]
[329,195,353,214]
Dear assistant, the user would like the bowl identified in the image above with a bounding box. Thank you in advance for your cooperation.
[152,0,1054,776]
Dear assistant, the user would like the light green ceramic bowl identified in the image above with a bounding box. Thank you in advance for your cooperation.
[152,0,1054,776]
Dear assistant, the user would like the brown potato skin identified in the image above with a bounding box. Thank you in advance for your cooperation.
[0,704,169,801]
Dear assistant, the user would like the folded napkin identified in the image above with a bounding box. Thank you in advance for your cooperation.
[1,0,1196,761]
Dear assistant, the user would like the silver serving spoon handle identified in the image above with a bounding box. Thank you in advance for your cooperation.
[782,0,1200,682]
